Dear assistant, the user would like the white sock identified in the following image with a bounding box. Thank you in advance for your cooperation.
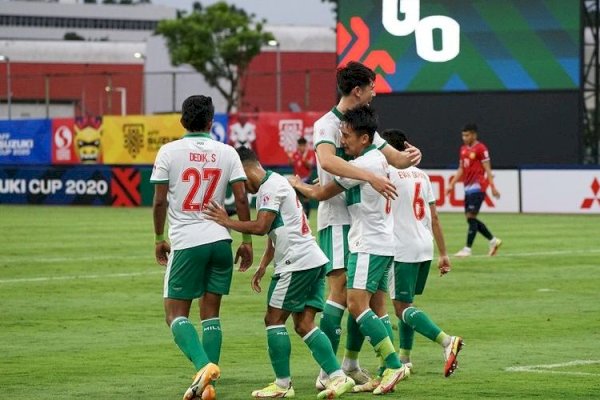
[329,369,345,379]
[275,377,291,389]
[342,357,359,371]
[319,369,328,380]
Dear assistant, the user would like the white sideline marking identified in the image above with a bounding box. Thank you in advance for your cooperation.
[505,360,600,376]
[0,254,150,264]
[466,248,600,258]
[0,270,163,284]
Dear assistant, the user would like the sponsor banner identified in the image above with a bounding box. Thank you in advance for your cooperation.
[103,114,184,164]
[423,169,519,213]
[0,166,111,205]
[103,114,228,165]
[228,112,322,166]
[0,119,51,165]
[52,117,104,165]
[522,170,600,214]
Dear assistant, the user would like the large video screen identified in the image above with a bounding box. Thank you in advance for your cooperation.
[338,0,580,92]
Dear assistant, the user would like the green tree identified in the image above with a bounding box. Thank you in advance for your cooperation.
[156,1,274,112]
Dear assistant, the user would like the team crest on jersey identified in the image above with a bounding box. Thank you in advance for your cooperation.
[123,124,145,158]
[261,194,271,204]
[469,152,476,159]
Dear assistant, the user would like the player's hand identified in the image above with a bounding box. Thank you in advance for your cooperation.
[203,200,229,226]
[438,255,451,276]
[491,187,501,199]
[235,243,253,272]
[368,173,397,200]
[404,142,422,166]
[445,184,454,197]
[155,241,171,266]
[251,266,267,293]
[288,175,302,189]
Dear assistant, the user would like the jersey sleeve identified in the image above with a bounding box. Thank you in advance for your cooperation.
[258,182,282,214]
[150,146,169,183]
[313,120,337,149]
[479,143,490,162]
[334,158,362,189]
[227,146,247,184]
[373,131,387,150]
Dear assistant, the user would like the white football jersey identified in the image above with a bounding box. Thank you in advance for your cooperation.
[389,166,436,262]
[335,146,395,256]
[313,107,387,232]
[257,171,329,274]
[150,133,247,250]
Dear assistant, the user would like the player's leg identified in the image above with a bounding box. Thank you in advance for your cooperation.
[164,245,220,400]
[251,272,297,397]
[347,253,406,394]
[200,240,234,365]
[318,225,349,356]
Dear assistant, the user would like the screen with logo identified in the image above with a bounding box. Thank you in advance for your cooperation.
[338,0,580,92]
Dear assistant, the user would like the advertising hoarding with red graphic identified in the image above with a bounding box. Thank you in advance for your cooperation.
[51,117,103,165]
[228,112,322,166]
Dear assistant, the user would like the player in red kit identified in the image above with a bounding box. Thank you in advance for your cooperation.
[288,137,316,218]
[446,123,502,257]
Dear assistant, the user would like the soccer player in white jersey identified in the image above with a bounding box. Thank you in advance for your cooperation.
[151,95,254,400]
[381,129,463,377]
[291,106,409,395]
[204,147,355,399]
[312,61,421,388]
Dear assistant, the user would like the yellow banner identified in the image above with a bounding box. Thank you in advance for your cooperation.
[103,115,185,164]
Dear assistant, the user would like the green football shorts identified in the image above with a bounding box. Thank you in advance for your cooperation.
[346,252,393,294]
[164,240,233,300]
[267,265,326,313]
[388,260,432,303]
[318,224,350,275]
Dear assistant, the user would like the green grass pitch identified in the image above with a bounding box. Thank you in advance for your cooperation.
[1,205,599,399]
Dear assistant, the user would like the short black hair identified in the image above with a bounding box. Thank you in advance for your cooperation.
[462,123,478,133]
[342,105,378,143]
[380,129,408,151]
[297,137,307,145]
[180,95,214,132]
[336,61,376,96]
[236,146,259,164]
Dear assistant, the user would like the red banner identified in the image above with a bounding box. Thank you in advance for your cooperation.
[228,112,322,166]
[51,117,103,165]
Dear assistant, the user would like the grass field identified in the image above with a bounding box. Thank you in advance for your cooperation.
[1,205,599,399]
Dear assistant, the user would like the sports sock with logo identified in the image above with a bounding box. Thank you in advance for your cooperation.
[402,306,442,342]
[303,327,340,375]
[356,309,401,369]
[267,325,291,380]
[171,316,210,370]
[201,318,222,364]
[320,301,345,354]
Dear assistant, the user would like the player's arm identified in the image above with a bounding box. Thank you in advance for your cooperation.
[251,238,275,293]
[482,160,500,199]
[152,183,171,266]
[231,180,254,271]
[446,164,464,195]
[289,175,344,201]
[316,142,396,198]
[429,202,451,276]
[204,201,276,236]
[380,141,422,169]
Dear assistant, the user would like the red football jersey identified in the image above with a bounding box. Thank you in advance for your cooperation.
[459,141,490,192]
[291,149,315,180]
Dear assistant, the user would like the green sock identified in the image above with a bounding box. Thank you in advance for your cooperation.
[171,317,210,370]
[267,325,291,379]
[320,301,345,354]
[402,306,442,342]
[379,315,395,376]
[345,314,365,353]
[399,319,415,354]
[304,328,340,375]
[201,318,222,364]
[357,309,401,369]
